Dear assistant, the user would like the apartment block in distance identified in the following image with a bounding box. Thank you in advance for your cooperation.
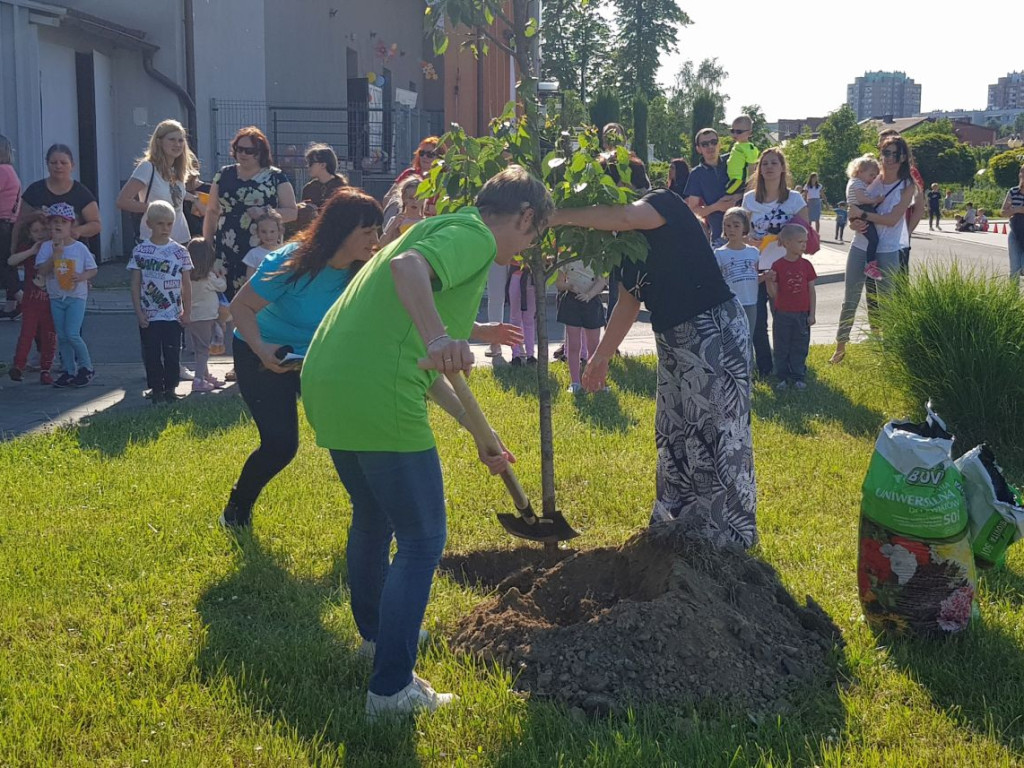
[988,72,1024,110]
[846,71,921,121]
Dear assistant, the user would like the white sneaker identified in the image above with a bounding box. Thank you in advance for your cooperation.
[776,380,788,390]
[365,674,456,720]
[358,628,431,660]
[179,366,196,381]
[793,380,808,391]
[567,383,582,394]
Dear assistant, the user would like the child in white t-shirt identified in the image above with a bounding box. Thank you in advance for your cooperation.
[715,207,760,335]
[128,201,193,403]
[243,210,284,279]
[33,202,98,388]
[186,237,227,392]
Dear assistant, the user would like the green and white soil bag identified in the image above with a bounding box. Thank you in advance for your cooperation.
[954,444,1024,569]
[857,406,977,637]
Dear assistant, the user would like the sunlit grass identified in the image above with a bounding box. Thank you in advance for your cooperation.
[1,349,1023,766]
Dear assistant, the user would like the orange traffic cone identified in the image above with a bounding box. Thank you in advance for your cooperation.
[1004,223,1009,235]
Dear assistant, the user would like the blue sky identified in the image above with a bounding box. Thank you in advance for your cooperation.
[655,3,1022,121]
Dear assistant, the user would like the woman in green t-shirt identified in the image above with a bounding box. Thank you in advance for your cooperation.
[301,166,553,720]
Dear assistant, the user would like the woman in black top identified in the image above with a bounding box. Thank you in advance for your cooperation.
[549,188,756,549]
[16,144,101,247]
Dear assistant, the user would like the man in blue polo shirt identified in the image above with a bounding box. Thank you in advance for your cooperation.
[682,127,742,245]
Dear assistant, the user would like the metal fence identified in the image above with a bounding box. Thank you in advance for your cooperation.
[210,99,443,199]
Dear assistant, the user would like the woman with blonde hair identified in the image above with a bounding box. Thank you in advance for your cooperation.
[116,119,199,245]
[741,148,807,378]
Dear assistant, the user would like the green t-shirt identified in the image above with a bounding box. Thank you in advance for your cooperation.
[301,207,497,452]
[726,142,759,182]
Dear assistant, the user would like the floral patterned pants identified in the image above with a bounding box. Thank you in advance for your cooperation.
[651,299,757,548]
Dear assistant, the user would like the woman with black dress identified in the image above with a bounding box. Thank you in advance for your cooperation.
[550,188,756,548]
[202,126,297,299]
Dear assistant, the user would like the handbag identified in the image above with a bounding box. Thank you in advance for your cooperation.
[131,165,157,245]
[788,215,820,255]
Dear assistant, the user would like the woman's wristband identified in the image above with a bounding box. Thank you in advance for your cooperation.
[426,333,450,347]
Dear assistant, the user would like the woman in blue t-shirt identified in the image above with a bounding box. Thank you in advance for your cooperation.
[550,189,757,550]
[221,188,383,528]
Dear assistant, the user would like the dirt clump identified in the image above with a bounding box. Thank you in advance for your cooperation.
[449,525,844,716]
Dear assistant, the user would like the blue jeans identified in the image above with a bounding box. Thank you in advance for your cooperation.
[837,247,900,344]
[773,310,810,382]
[50,297,91,373]
[1009,234,1024,283]
[330,448,447,696]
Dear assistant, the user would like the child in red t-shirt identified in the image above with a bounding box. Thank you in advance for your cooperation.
[765,223,816,390]
[7,212,57,383]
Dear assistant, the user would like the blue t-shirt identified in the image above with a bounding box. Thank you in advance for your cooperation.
[681,159,730,241]
[235,242,354,355]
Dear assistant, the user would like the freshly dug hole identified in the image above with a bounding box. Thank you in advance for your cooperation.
[449,525,844,715]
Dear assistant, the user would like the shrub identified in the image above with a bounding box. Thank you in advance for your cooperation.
[875,265,1024,464]
[989,149,1024,188]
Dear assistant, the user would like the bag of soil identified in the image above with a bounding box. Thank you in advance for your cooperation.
[857,405,977,637]
[954,444,1024,569]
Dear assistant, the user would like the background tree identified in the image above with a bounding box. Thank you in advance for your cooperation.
[588,89,621,133]
[904,121,978,186]
[647,94,687,161]
[633,94,649,163]
[672,57,729,126]
[541,0,613,101]
[990,149,1024,188]
[611,0,691,100]
[814,105,873,200]
[689,91,716,164]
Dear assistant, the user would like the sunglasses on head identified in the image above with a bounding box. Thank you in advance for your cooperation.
[698,138,719,148]
[235,145,259,156]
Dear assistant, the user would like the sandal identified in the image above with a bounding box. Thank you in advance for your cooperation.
[829,349,846,365]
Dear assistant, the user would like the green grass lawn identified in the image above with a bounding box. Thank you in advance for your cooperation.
[2,346,1024,767]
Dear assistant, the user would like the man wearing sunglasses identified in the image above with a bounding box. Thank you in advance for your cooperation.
[682,128,741,246]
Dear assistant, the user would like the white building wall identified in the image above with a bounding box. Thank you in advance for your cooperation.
[193,0,268,174]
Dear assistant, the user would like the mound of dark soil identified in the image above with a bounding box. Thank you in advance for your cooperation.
[448,525,844,716]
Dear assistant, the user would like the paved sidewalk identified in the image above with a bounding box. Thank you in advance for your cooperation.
[0,242,853,439]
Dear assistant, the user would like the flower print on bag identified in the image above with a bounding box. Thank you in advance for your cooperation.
[880,543,918,585]
[937,585,974,632]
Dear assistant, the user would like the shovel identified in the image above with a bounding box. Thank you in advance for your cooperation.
[447,372,580,544]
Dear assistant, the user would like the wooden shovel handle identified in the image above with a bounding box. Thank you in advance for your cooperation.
[447,372,532,513]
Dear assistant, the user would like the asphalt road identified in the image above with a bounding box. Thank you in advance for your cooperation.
[0,224,1015,437]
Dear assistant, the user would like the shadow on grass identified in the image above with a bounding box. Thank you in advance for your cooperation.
[887,608,1024,753]
[76,390,250,457]
[491,362,561,400]
[442,542,850,767]
[753,369,885,439]
[570,389,637,433]
[608,354,657,397]
[195,534,422,768]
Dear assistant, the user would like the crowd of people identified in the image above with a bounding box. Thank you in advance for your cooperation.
[2,110,1024,720]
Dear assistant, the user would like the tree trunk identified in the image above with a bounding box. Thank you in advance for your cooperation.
[511,0,556,519]
[531,255,557,517]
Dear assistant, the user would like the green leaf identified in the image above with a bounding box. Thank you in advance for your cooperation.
[433,33,449,55]
[524,17,538,37]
